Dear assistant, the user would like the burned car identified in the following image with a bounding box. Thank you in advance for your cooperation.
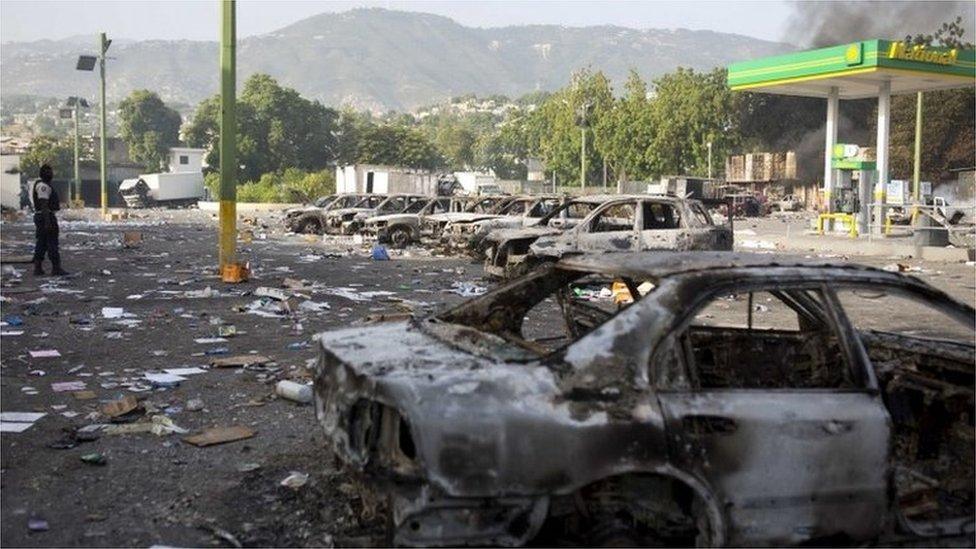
[342,194,428,235]
[285,193,369,234]
[362,196,471,248]
[314,252,975,547]
[443,195,563,256]
[485,195,732,279]
[420,195,513,240]
[471,194,612,261]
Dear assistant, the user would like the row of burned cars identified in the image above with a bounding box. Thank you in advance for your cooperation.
[284,192,734,277]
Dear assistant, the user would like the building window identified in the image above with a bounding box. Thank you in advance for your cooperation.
[180,155,189,165]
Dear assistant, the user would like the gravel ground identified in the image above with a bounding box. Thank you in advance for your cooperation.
[1,207,973,547]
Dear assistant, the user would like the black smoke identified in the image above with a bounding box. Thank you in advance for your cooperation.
[784,1,975,47]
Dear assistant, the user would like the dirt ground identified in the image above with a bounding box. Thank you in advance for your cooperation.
[1,207,973,548]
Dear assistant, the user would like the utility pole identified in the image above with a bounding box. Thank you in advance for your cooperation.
[707,141,713,179]
[218,0,238,273]
[73,102,81,203]
[580,127,586,192]
[98,32,110,216]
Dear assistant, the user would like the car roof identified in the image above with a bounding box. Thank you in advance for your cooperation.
[556,251,894,281]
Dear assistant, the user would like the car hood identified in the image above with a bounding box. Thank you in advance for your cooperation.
[365,213,419,225]
[327,207,374,217]
[427,212,502,223]
[314,320,667,497]
[486,225,563,244]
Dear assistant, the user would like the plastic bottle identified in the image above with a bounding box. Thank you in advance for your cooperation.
[276,380,313,404]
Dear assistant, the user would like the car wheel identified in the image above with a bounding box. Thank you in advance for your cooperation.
[298,216,322,234]
[388,226,411,248]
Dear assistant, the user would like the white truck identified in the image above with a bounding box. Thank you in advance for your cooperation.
[119,172,204,208]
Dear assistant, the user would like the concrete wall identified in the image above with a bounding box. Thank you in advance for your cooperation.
[1,155,21,209]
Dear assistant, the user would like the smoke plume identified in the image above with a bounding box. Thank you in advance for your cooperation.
[784,1,976,47]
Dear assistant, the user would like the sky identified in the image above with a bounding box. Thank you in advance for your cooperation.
[0,0,796,43]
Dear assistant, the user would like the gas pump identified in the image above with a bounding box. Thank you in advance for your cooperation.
[831,144,877,235]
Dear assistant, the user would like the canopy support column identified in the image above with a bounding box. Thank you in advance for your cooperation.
[822,86,839,214]
[873,81,891,235]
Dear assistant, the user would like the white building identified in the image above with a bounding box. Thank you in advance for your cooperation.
[335,164,435,195]
[167,147,206,173]
[1,155,21,209]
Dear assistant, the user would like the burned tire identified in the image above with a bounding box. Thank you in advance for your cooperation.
[295,215,323,235]
[387,226,411,248]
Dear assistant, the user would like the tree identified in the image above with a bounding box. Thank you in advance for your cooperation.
[20,136,73,180]
[185,74,339,182]
[593,70,657,182]
[118,90,182,171]
[647,68,739,177]
[356,124,442,170]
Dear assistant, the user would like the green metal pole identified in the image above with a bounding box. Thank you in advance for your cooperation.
[73,103,80,204]
[912,91,922,202]
[99,32,108,216]
[218,0,237,270]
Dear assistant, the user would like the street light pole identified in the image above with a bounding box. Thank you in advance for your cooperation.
[218,0,238,273]
[98,32,110,216]
[707,141,713,179]
[73,102,80,203]
[580,127,586,192]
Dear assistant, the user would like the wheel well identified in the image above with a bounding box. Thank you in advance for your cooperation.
[534,473,712,546]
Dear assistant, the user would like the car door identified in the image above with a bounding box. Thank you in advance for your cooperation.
[654,281,890,546]
[575,200,639,252]
[638,199,689,250]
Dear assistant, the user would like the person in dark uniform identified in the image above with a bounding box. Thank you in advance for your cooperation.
[31,164,67,276]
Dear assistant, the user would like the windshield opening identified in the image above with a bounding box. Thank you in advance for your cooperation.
[433,266,659,358]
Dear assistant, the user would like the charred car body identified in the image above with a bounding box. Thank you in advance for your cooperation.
[443,195,563,257]
[285,193,368,234]
[484,195,732,279]
[420,196,513,240]
[314,252,975,547]
[362,196,473,248]
[322,194,425,235]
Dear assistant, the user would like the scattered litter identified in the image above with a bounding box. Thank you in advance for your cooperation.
[101,307,125,319]
[80,452,107,466]
[297,300,330,313]
[3,315,24,326]
[0,412,46,433]
[210,355,271,368]
[739,239,777,250]
[1,330,24,336]
[103,415,188,436]
[29,350,61,359]
[371,245,390,261]
[882,262,923,273]
[101,395,140,418]
[163,367,207,376]
[27,517,49,532]
[445,281,487,297]
[194,337,228,344]
[186,398,205,412]
[254,287,289,301]
[275,380,312,404]
[122,231,143,248]
[280,471,309,489]
[183,425,255,447]
[145,372,187,387]
[218,325,237,337]
[73,391,97,400]
[237,462,261,473]
[52,381,87,392]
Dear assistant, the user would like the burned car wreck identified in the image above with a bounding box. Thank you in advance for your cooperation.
[314,252,975,547]
[484,195,733,279]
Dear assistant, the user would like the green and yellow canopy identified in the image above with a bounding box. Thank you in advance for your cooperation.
[728,39,975,98]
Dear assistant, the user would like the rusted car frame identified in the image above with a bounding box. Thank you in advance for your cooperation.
[314,252,974,546]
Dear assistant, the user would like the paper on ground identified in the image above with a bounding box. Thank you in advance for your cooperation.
[163,367,207,376]
[29,350,61,358]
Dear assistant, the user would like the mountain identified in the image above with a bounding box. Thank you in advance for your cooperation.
[0,8,793,112]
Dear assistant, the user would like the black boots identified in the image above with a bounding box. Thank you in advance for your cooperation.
[50,261,68,276]
[33,260,45,276]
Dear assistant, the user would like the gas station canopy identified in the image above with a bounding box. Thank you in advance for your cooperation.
[728,39,975,99]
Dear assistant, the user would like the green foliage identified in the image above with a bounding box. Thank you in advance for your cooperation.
[237,174,283,203]
[185,74,339,182]
[20,135,73,180]
[356,124,442,169]
[118,90,182,171]
[280,168,336,203]
[203,171,220,199]
[593,70,657,181]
